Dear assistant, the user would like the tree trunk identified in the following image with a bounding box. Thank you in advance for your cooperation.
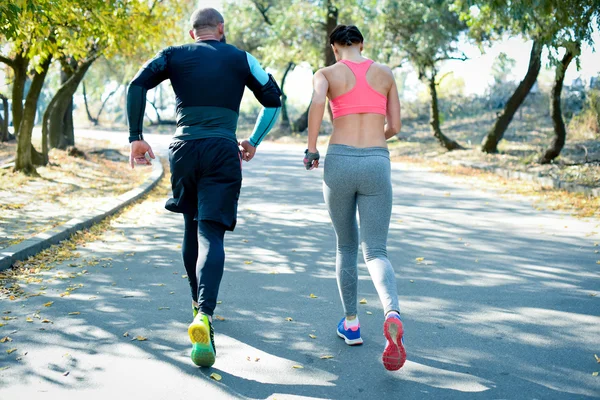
[82,81,98,125]
[279,61,295,130]
[428,75,462,151]
[482,40,543,153]
[47,57,96,153]
[324,0,338,121]
[11,52,29,137]
[293,102,311,133]
[15,56,52,175]
[0,94,10,142]
[540,45,578,164]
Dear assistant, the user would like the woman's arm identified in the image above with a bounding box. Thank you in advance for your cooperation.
[384,67,402,140]
[307,70,329,152]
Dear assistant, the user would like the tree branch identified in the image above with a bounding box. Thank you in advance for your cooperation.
[0,55,15,69]
[250,0,272,25]
[435,54,469,62]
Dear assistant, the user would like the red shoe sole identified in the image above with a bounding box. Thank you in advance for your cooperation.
[382,317,406,371]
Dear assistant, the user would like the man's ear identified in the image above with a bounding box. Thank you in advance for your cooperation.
[218,22,225,36]
[189,29,195,40]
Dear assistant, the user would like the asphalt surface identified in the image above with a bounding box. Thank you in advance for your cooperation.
[1,130,599,399]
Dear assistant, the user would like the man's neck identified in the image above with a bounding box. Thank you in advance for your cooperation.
[195,34,219,42]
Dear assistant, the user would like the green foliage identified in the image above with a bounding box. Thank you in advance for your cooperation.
[384,0,467,79]
[453,0,599,62]
[224,0,386,71]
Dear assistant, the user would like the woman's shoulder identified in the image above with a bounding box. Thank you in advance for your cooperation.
[370,61,394,75]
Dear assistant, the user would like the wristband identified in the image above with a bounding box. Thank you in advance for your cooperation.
[129,133,143,143]
[304,149,320,170]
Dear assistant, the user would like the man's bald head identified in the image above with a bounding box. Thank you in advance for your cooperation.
[190,8,224,30]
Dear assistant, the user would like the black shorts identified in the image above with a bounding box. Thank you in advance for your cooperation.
[166,138,242,231]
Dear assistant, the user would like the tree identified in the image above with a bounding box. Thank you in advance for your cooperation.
[227,0,383,133]
[0,0,190,173]
[455,0,599,155]
[384,0,465,150]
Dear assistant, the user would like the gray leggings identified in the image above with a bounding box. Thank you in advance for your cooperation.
[323,144,400,317]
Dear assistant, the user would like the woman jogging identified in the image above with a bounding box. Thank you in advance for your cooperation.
[303,24,405,371]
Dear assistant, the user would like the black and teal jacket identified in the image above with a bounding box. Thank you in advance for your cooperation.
[127,40,281,146]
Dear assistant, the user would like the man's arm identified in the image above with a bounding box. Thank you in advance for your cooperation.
[127,48,170,143]
[126,49,170,168]
[244,52,282,149]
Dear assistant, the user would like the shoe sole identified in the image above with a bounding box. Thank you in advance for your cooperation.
[337,329,364,345]
[382,318,406,371]
[188,320,215,367]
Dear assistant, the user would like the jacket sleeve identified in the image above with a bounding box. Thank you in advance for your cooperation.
[126,48,171,142]
[245,52,282,146]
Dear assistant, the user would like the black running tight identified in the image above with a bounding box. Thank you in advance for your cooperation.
[182,214,226,316]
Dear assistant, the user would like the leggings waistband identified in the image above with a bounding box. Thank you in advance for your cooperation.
[326,144,390,158]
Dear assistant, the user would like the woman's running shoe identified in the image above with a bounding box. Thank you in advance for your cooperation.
[382,314,406,371]
[336,317,363,345]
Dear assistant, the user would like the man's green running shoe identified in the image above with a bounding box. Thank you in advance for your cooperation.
[188,313,215,367]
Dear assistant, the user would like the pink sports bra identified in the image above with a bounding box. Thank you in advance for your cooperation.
[330,59,387,119]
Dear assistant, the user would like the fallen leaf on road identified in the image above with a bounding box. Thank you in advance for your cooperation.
[25,318,33,323]
[359,299,367,304]
[59,292,70,297]
[63,371,70,376]
[593,372,599,377]
[309,334,317,339]
[68,312,80,315]
[123,332,129,337]
[0,366,9,370]
[217,301,222,304]
[595,354,600,363]
[2,317,15,321]
[415,257,424,262]
[41,319,52,323]
[0,323,4,327]
[158,307,170,310]
[9,296,15,301]
[410,280,415,283]
[214,315,225,321]
[44,301,54,307]
[285,317,293,322]
[309,294,318,299]
[255,358,260,362]
[132,336,147,341]
[320,355,334,359]
[210,373,222,381]
[242,239,249,243]
[292,365,304,369]
[244,261,253,265]
[6,348,17,354]
[0,337,12,343]
[181,275,188,279]
[366,311,373,315]
[269,271,279,274]
[157,283,165,286]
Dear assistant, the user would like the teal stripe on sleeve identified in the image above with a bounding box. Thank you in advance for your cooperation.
[248,107,281,147]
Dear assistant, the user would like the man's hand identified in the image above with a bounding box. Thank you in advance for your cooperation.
[239,140,256,162]
[129,140,155,169]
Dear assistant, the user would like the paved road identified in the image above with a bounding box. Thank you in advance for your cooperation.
[1,131,599,399]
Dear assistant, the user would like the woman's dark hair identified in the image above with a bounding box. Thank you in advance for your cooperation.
[329,25,364,47]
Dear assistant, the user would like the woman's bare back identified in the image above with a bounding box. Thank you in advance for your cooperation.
[321,59,395,148]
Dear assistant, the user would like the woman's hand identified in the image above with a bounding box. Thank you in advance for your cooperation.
[304,149,320,170]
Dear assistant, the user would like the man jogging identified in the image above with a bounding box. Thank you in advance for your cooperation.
[126,7,281,367]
